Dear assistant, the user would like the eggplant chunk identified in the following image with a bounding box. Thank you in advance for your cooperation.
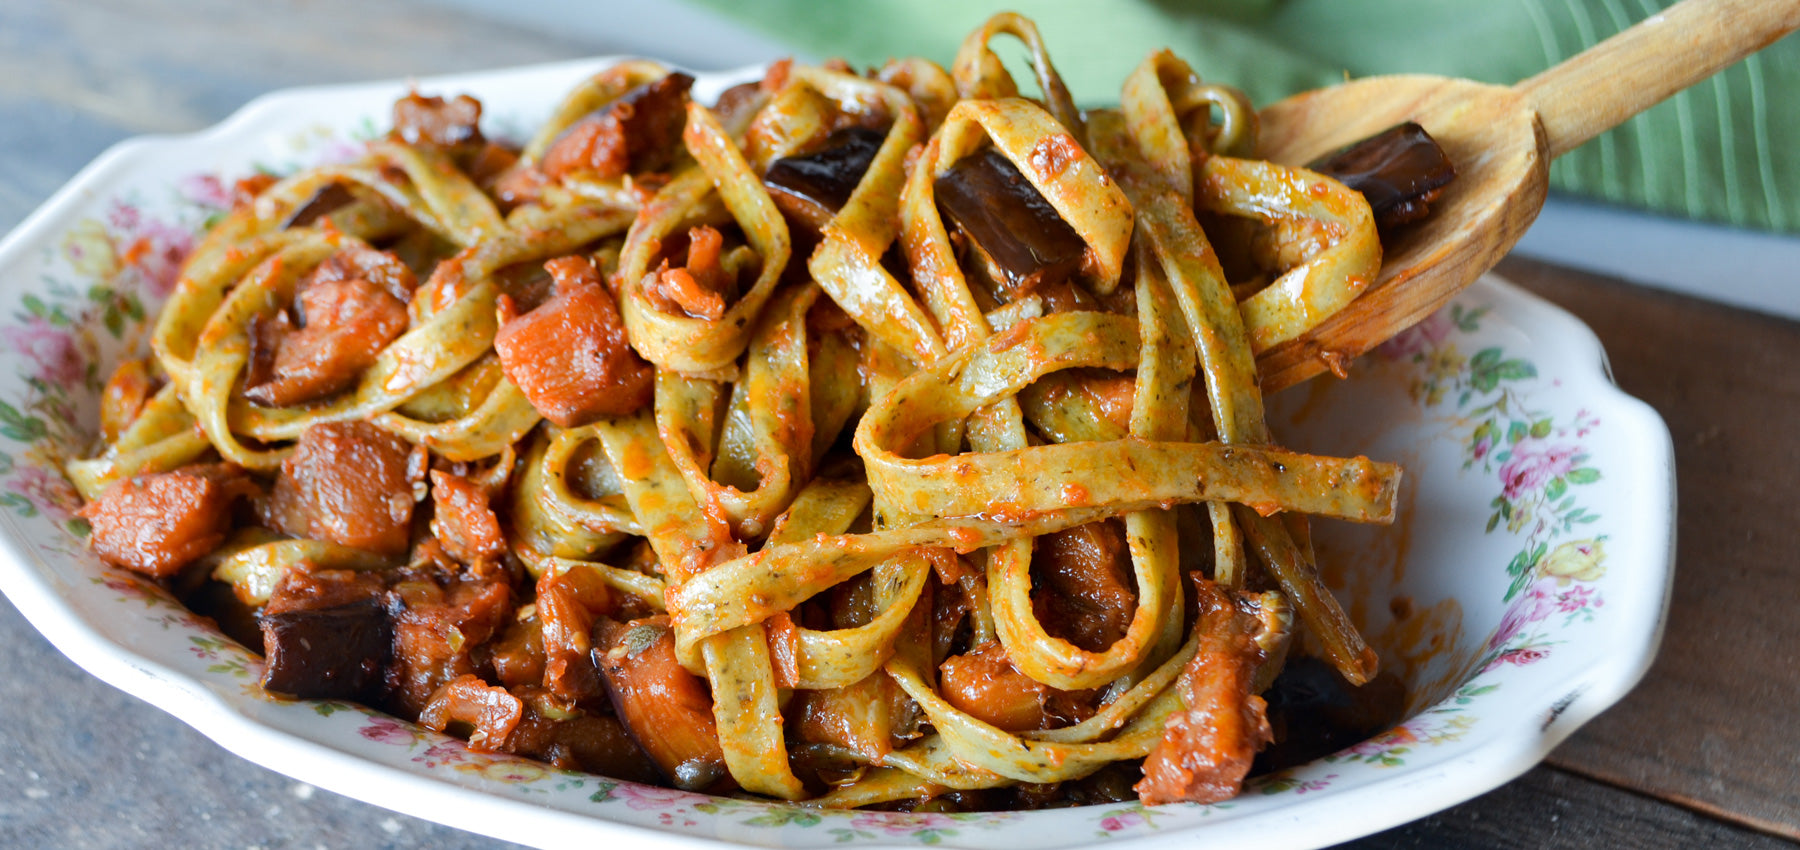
[763,126,886,235]
[79,465,252,578]
[494,255,654,426]
[593,616,730,792]
[502,697,664,783]
[1309,122,1456,230]
[934,147,1086,298]
[425,679,665,784]
[790,673,897,760]
[542,72,695,180]
[1032,518,1137,653]
[385,572,513,718]
[258,566,391,701]
[262,421,418,559]
[392,92,485,151]
[283,183,356,230]
[1134,579,1273,805]
[527,714,664,784]
[243,277,410,408]
[939,641,1057,733]
[486,608,547,691]
[428,470,506,566]
[536,563,617,703]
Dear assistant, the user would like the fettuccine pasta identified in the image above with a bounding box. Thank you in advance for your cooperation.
[69,14,1447,811]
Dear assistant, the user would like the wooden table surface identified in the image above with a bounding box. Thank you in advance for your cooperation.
[2,2,1796,848]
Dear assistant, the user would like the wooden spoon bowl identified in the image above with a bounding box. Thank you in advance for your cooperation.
[1251,0,1800,392]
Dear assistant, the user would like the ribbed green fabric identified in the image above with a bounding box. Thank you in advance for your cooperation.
[687,0,1799,233]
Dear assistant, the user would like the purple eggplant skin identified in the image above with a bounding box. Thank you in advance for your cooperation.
[763,126,887,235]
[282,182,356,230]
[591,616,734,794]
[543,72,696,180]
[257,568,392,702]
[933,147,1086,297]
[1308,122,1455,231]
[612,71,696,174]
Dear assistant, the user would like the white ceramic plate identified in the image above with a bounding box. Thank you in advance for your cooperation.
[0,59,1675,849]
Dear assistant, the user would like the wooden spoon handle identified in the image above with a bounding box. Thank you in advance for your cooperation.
[1515,0,1800,159]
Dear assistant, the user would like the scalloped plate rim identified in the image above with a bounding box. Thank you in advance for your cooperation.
[0,57,1677,850]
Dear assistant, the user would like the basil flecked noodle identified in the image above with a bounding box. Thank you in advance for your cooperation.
[67,11,1412,811]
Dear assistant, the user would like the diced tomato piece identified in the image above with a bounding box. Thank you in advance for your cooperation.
[264,421,418,558]
[419,674,524,750]
[386,571,513,717]
[494,255,652,427]
[640,225,736,321]
[79,465,251,578]
[98,358,159,443]
[428,470,505,566]
[1134,579,1273,805]
[244,278,409,407]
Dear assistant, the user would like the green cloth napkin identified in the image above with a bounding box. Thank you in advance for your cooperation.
[687,0,1800,234]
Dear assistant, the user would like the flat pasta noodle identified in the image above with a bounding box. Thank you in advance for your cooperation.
[65,11,1429,812]
[511,426,641,567]
[616,102,791,375]
[1101,58,1379,679]
[66,381,211,499]
[797,67,945,366]
[655,282,826,539]
[212,533,393,605]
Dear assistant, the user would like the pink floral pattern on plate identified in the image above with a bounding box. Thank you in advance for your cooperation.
[0,64,1665,849]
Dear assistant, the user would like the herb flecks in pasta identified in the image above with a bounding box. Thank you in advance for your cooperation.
[68,12,1442,811]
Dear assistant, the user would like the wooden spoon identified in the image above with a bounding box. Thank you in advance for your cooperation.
[1252,0,1800,392]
